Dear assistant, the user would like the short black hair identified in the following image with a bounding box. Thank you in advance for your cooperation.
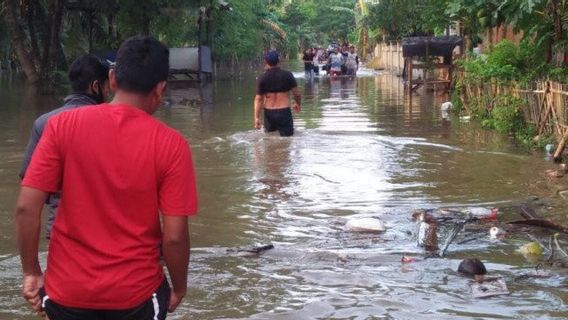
[68,54,109,93]
[265,50,279,66]
[114,35,169,94]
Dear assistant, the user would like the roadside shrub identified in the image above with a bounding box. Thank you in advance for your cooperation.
[453,40,556,149]
[549,67,568,83]
[458,40,551,84]
[490,95,525,134]
[487,40,519,69]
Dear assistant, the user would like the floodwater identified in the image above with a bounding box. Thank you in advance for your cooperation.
[1,66,567,319]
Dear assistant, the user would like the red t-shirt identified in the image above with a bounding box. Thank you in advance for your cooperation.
[22,103,198,309]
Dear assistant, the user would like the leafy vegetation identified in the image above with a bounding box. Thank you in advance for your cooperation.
[0,0,359,88]
[1,0,567,94]
[368,0,450,41]
[454,39,561,148]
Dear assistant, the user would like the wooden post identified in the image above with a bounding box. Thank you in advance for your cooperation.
[406,57,413,96]
[448,64,453,91]
[537,82,552,135]
[553,130,568,162]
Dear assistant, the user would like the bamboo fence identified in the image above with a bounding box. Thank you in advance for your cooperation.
[457,73,568,158]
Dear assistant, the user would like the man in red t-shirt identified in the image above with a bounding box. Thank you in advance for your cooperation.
[16,36,198,319]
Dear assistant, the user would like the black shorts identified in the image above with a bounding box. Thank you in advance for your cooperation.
[264,107,294,137]
[39,278,170,320]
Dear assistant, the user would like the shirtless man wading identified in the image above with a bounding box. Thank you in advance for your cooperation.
[254,50,301,137]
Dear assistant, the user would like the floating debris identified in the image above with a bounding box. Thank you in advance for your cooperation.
[439,217,476,257]
[228,244,275,257]
[441,101,453,111]
[345,217,386,233]
[509,219,568,234]
[514,269,551,281]
[517,242,543,264]
[471,278,510,298]
[489,226,507,240]
[467,207,498,221]
[401,256,418,264]
[545,144,555,154]
[552,233,568,265]
[417,207,498,222]
[558,190,568,200]
[415,212,439,252]
[518,242,543,256]
[458,258,487,278]
[545,169,564,178]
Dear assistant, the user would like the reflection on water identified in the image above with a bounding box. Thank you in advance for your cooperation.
[0,68,567,319]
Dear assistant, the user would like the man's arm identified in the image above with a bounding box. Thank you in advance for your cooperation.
[16,186,48,314]
[254,94,264,129]
[158,136,197,313]
[162,215,190,313]
[291,87,301,113]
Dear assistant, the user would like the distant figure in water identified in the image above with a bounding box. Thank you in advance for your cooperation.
[254,50,301,136]
[328,46,344,77]
[345,45,359,76]
[302,47,315,78]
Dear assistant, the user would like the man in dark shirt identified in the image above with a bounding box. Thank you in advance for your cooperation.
[302,48,315,78]
[254,51,301,136]
[19,54,111,239]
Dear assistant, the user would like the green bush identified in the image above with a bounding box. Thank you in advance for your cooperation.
[491,95,525,134]
[549,67,568,83]
[453,39,566,149]
[487,40,519,68]
[458,40,551,83]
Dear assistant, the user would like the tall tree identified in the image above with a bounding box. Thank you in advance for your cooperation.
[3,0,65,91]
[369,0,451,41]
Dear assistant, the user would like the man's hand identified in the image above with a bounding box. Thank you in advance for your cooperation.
[22,273,44,314]
[254,117,262,130]
[161,215,189,314]
[293,102,301,113]
[168,289,185,313]
[16,187,48,316]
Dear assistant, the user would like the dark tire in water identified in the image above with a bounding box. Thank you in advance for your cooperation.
[458,258,487,277]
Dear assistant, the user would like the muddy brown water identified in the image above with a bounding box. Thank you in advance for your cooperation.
[1,67,567,319]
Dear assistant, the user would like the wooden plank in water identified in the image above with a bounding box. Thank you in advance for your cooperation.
[508,219,568,234]
[471,279,510,298]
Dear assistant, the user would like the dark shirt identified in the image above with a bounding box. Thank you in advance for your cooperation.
[302,52,314,65]
[20,93,99,239]
[256,67,297,95]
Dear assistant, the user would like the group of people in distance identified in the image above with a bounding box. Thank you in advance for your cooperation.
[255,44,361,138]
[302,43,359,78]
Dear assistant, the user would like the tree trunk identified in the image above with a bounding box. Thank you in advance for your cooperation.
[545,38,553,63]
[108,12,117,48]
[551,0,564,66]
[40,0,65,93]
[3,0,40,84]
[27,0,42,70]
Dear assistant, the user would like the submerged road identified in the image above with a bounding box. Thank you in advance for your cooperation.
[0,68,566,319]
